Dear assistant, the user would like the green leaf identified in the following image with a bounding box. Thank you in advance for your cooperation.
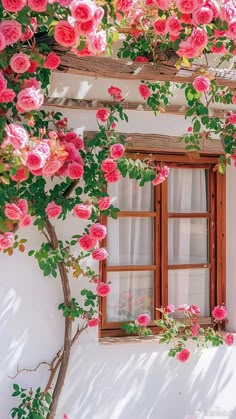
[13,384,20,391]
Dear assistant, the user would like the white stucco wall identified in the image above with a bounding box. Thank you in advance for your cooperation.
[1,77,236,419]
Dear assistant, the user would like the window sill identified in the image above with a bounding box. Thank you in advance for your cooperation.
[99,335,163,346]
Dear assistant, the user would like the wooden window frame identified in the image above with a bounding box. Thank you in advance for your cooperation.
[99,153,226,338]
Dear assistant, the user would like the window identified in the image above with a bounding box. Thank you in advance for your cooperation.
[100,154,226,337]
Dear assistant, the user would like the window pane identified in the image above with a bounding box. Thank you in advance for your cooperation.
[168,218,208,265]
[168,168,208,213]
[107,217,153,265]
[108,177,154,211]
[106,271,154,322]
[168,269,210,316]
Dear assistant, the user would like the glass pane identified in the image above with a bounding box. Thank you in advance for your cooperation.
[107,217,153,265]
[108,177,154,211]
[168,218,208,265]
[168,168,208,213]
[106,271,154,322]
[168,269,210,317]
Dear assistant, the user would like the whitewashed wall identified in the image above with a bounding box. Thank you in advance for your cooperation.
[1,75,236,419]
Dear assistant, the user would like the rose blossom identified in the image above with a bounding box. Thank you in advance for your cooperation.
[0,89,16,103]
[108,86,122,98]
[96,282,110,297]
[104,169,121,183]
[5,203,23,220]
[212,305,227,321]
[176,348,190,362]
[193,7,213,25]
[177,38,199,59]
[0,74,7,94]
[220,1,236,23]
[78,234,97,251]
[94,6,104,23]
[10,53,30,74]
[228,113,236,124]
[92,248,108,260]
[10,166,28,183]
[193,76,211,93]
[0,32,6,51]
[153,19,167,35]
[17,87,44,112]
[232,93,236,105]
[2,0,26,11]
[0,20,22,45]
[28,0,47,12]
[68,162,84,179]
[73,204,91,219]
[5,124,28,150]
[136,313,151,327]
[166,304,175,313]
[18,214,32,228]
[101,158,117,173]
[89,223,107,240]
[88,31,106,54]
[139,84,151,99]
[26,151,45,171]
[76,19,96,36]
[229,21,236,40]
[54,21,76,47]
[225,333,234,346]
[176,0,198,13]
[155,0,172,9]
[192,323,200,336]
[96,108,110,122]
[87,318,100,327]
[45,52,61,70]
[178,304,190,312]
[98,196,111,210]
[116,0,134,11]
[152,173,165,186]
[17,199,28,215]
[110,143,125,160]
[28,60,37,73]
[21,77,40,90]
[45,202,62,219]
[71,136,84,150]
[191,28,208,50]
[70,0,95,21]
[42,160,62,177]
[0,232,14,250]
[188,304,201,315]
[166,16,182,35]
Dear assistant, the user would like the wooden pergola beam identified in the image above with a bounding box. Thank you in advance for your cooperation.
[85,131,224,155]
[44,97,228,119]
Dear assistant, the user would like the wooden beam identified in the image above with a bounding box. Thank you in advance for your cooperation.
[44,97,228,119]
[85,131,224,155]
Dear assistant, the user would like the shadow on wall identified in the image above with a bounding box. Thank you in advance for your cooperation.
[58,340,236,419]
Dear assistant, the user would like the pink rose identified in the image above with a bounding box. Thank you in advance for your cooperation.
[17,88,44,112]
[152,173,165,186]
[76,19,96,36]
[94,6,104,23]
[26,151,45,171]
[92,248,108,260]
[108,85,122,98]
[87,318,100,327]
[10,166,28,183]
[63,415,69,419]
[0,32,6,51]
[5,203,23,220]
[110,143,125,160]
[89,223,107,241]
[166,16,182,35]
[64,132,77,142]
[211,44,227,54]
[78,234,97,251]
[0,73,7,93]
[178,304,190,312]
[2,0,26,11]
[153,19,166,35]
[0,89,16,103]
[101,158,117,173]
[63,143,78,162]
[229,21,236,40]
[71,45,93,57]
[21,77,41,90]
[71,136,84,150]
[18,214,32,228]
[42,160,62,177]
[28,0,47,12]
[232,93,236,105]
[192,323,200,337]
[134,56,149,62]
[98,196,111,210]
[212,306,227,321]
[68,162,84,179]
[177,38,199,59]
[155,0,172,9]
[191,28,208,50]
[45,202,62,219]
[0,20,22,45]
[166,304,175,313]
[104,169,121,183]
[139,84,151,99]
[116,0,134,11]
[5,124,28,150]
[17,199,28,215]
[96,108,110,122]
[205,0,219,18]
[73,204,91,219]
[136,313,151,327]
[220,2,236,23]
[193,76,211,93]
[54,21,76,47]
[70,0,95,21]
[37,141,50,158]
[225,333,234,346]
[176,0,198,14]
[10,53,30,74]
[88,31,106,54]
[193,7,213,25]
[45,52,61,70]
[176,348,190,362]
[188,305,201,315]
[96,282,110,297]
[228,113,236,124]
[0,232,14,250]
